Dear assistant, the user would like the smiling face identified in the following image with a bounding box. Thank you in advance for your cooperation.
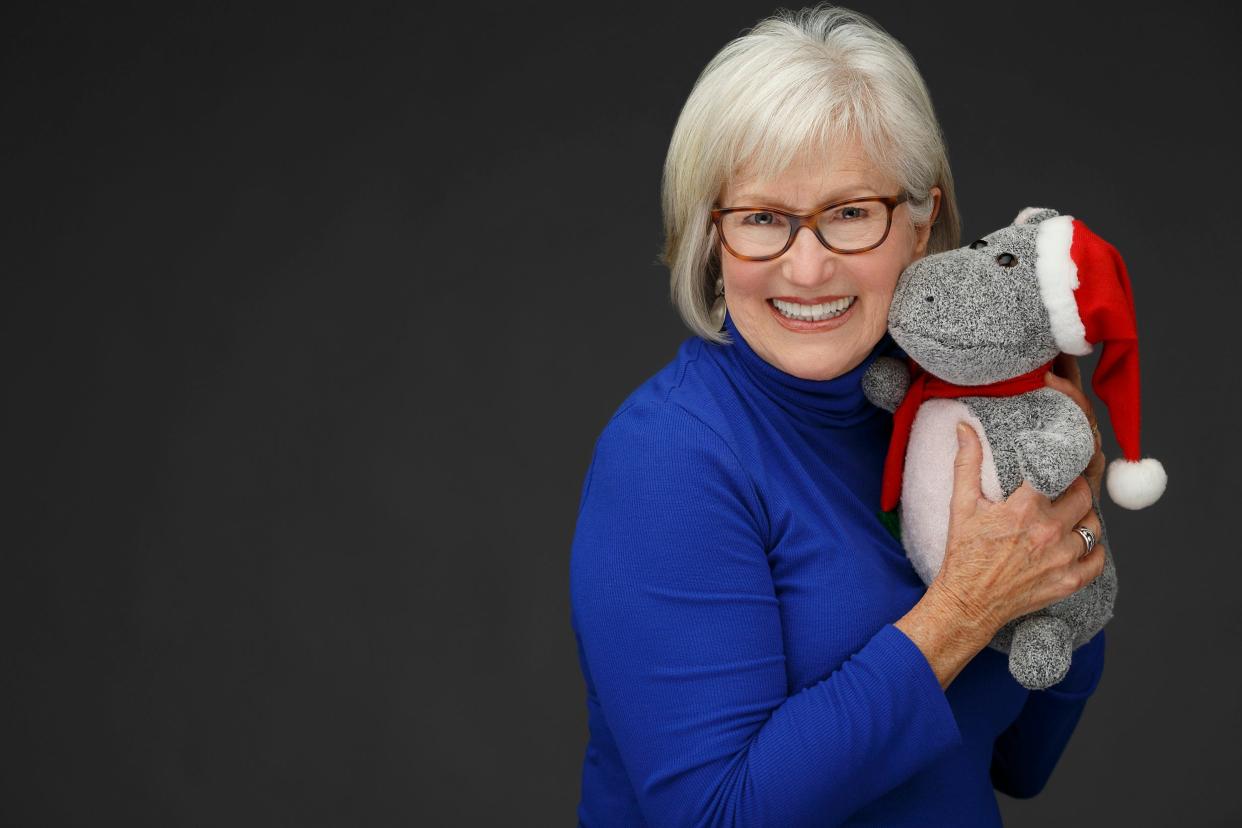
[717,139,940,381]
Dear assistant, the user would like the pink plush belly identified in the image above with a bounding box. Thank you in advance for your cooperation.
[900,399,1004,586]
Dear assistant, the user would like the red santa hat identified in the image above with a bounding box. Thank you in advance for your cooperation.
[1016,206,1167,510]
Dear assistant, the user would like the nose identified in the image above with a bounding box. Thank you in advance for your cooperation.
[780,224,840,286]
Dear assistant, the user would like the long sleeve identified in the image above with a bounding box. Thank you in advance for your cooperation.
[569,401,963,827]
[989,627,1107,799]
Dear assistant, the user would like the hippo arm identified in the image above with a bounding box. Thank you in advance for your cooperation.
[1014,387,1095,498]
[862,356,911,414]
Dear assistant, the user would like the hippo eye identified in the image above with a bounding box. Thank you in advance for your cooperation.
[969,239,988,249]
[996,252,1018,267]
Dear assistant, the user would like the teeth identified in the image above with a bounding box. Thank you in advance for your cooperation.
[771,296,855,321]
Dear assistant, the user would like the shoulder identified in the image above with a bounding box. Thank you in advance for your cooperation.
[592,397,749,499]
[596,334,739,456]
[571,399,771,604]
[578,401,765,536]
[575,332,764,516]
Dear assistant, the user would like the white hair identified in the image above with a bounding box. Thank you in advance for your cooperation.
[659,3,963,344]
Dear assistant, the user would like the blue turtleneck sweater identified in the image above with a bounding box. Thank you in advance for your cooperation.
[568,310,1106,827]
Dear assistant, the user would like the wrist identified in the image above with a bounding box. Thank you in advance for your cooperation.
[925,579,999,645]
[895,584,996,690]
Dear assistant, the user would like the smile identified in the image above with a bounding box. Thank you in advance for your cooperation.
[770,296,856,322]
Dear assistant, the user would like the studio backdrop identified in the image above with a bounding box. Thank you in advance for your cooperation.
[3,2,1238,826]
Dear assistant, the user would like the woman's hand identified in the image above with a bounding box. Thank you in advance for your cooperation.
[1045,353,1105,502]
[927,423,1108,636]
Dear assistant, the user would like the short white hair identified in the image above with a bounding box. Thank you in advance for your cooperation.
[659,3,963,344]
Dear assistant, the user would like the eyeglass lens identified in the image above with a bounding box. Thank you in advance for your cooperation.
[719,200,890,257]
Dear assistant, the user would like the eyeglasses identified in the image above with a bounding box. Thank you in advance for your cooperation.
[709,192,909,261]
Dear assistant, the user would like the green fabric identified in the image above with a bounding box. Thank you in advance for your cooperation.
[877,504,902,542]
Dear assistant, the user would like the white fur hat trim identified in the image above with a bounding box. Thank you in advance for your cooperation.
[1034,215,1092,356]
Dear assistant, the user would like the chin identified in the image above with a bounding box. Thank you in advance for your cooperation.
[774,347,855,382]
[792,362,848,381]
[783,330,881,381]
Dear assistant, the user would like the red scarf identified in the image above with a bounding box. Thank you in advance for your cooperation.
[880,359,1054,512]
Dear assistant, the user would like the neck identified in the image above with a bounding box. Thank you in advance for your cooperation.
[716,310,891,428]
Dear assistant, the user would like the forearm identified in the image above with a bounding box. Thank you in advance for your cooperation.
[706,623,965,826]
[894,583,997,690]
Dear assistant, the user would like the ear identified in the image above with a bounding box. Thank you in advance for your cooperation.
[1014,206,1060,225]
[913,186,943,258]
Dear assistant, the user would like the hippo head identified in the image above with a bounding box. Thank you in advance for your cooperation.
[888,207,1064,385]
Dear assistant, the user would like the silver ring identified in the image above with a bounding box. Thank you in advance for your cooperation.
[1074,525,1097,558]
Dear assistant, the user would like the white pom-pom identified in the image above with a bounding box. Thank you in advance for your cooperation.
[1106,457,1167,509]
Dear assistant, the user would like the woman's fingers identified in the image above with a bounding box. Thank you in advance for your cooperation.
[950,423,984,521]
[1067,504,1102,558]
[1076,503,1102,537]
[1052,351,1083,386]
[1048,476,1093,529]
[1067,525,1108,585]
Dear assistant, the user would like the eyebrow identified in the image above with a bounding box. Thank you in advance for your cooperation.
[731,186,882,211]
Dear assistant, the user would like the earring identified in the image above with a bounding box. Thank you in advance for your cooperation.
[710,277,727,330]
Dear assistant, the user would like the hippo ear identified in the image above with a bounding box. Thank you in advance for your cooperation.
[1013,207,1060,225]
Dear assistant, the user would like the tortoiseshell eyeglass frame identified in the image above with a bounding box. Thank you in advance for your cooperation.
[708,192,910,261]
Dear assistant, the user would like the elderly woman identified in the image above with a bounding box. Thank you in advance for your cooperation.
[569,5,1109,826]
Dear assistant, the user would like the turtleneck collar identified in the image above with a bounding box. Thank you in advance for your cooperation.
[713,309,894,428]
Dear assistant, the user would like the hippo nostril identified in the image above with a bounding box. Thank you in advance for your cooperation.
[924,296,934,303]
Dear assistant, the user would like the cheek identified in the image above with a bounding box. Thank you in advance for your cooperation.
[860,262,903,327]
[723,260,771,298]
[865,262,902,303]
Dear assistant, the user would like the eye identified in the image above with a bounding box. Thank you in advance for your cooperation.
[996,252,1018,267]
[969,239,988,249]
[832,205,870,221]
[742,211,786,227]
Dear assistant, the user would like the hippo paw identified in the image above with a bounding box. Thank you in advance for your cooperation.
[862,356,910,414]
[1015,430,1086,497]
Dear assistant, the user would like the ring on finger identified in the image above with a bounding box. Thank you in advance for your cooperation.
[1074,525,1097,558]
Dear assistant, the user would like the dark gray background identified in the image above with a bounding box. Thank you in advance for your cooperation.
[4,2,1238,826]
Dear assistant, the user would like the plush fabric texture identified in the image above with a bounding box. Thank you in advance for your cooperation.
[887,221,1060,387]
[966,390,1097,497]
[859,354,910,413]
[570,309,1107,826]
[900,399,1004,585]
[880,359,1054,512]
[868,208,1117,690]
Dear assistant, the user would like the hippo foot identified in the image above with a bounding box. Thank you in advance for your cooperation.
[1009,615,1074,690]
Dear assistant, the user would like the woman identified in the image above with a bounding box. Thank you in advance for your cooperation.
[569,5,1109,826]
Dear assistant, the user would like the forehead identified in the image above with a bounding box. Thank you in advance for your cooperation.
[724,140,895,205]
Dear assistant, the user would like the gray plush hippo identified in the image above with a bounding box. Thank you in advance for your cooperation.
[863,206,1166,690]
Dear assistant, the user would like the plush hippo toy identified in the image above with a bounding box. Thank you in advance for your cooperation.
[863,206,1166,690]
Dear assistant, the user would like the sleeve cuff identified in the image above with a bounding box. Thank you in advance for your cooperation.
[881,622,964,750]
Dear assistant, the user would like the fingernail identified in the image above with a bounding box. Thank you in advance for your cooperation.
[957,423,968,447]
